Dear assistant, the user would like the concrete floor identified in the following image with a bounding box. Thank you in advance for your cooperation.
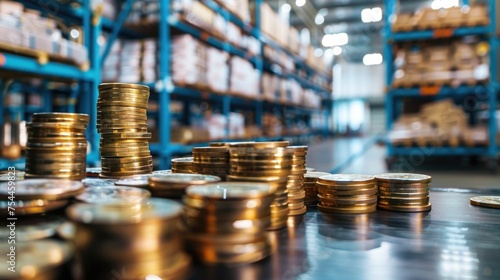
[307,138,500,191]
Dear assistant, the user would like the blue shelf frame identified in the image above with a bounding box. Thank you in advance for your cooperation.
[384,0,499,168]
[0,0,101,168]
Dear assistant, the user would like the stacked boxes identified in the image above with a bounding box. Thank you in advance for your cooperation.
[0,1,88,66]
[229,56,259,97]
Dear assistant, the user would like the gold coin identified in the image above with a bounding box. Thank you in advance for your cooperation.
[318,186,378,196]
[316,181,376,191]
[32,112,89,122]
[98,82,149,91]
[0,179,84,200]
[192,146,228,153]
[226,175,289,183]
[229,147,293,156]
[229,141,289,148]
[375,173,432,184]
[210,141,256,147]
[101,155,152,164]
[172,157,194,163]
[100,169,152,177]
[318,203,377,214]
[27,122,87,130]
[100,132,152,139]
[378,203,432,212]
[318,174,375,185]
[469,196,500,209]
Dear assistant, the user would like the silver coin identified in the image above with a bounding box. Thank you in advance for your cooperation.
[375,173,432,183]
[82,178,116,187]
[75,186,151,205]
[115,174,154,187]
[152,170,172,175]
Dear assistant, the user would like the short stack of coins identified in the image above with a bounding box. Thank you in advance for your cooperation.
[183,182,275,264]
[192,146,229,180]
[227,141,291,230]
[0,179,84,216]
[375,173,432,212]
[287,146,308,216]
[316,174,378,214]
[66,198,191,280]
[25,112,89,180]
[303,172,330,206]
[97,83,153,178]
[0,240,73,280]
[171,157,194,173]
[148,173,221,198]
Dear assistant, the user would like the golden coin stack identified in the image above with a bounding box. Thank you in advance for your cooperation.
[375,173,432,212]
[25,112,89,180]
[148,173,221,198]
[227,141,291,230]
[171,157,194,173]
[0,179,84,216]
[67,198,191,280]
[287,146,308,216]
[0,240,72,280]
[97,83,152,178]
[303,171,330,206]
[317,174,378,214]
[183,182,275,264]
[192,146,229,180]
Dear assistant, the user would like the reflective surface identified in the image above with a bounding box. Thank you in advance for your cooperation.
[190,189,500,280]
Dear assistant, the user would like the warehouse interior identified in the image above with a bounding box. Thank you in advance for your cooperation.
[0,0,499,279]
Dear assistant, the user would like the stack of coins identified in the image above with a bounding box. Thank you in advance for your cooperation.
[148,173,221,198]
[183,182,275,264]
[76,185,151,205]
[227,141,291,230]
[171,157,194,173]
[97,83,152,178]
[0,240,72,280]
[375,173,432,212]
[303,171,330,206]
[25,112,89,180]
[287,146,308,216]
[67,198,191,280]
[317,174,378,214]
[0,179,84,216]
[192,146,229,179]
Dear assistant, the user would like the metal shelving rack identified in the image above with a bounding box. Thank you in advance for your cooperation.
[384,0,499,170]
[102,0,333,169]
[0,0,101,169]
[0,0,332,170]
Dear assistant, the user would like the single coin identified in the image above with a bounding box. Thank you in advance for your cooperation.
[378,203,432,212]
[153,170,172,175]
[469,196,500,209]
[0,179,84,200]
[115,174,155,187]
[186,182,276,200]
[98,82,149,91]
[375,173,432,184]
[67,197,182,224]
[149,173,221,187]
[82,178,116,187]
[0,199,68,216]
[75,185,151,205]
[318,174,375,185]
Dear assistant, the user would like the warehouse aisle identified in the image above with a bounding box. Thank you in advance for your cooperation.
[308,138,500,190]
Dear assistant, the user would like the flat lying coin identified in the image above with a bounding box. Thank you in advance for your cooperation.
[469,196,500,209]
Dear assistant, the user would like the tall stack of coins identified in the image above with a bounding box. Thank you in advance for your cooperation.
[0,240,72,280]
[317,174,378,214]
[148,173,221,198]
[183,183,275,264]
[26,112,89,180]
[192,147,228,180]
[97,83,152,178]
[287,146,308,216]
[375,173,432,212]
[0,179,84,216]
[303,171,330,206]
[171,157,194,173]
[227,141,291,230]
[66,198,191,280]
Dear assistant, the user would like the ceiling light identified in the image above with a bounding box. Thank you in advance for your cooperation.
[296,0,306,7]
[281,3,291,13]
[315,14,325,25]
[332,46,343,56]
[322,33,348,47]
[361,7,383,23]
[363,53,383,65]
[70,29,80,38]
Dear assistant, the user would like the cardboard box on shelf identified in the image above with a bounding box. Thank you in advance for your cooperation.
[0,1,23,16]
[392,13,416,31]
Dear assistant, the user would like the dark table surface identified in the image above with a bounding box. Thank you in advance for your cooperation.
[190,188,500,280]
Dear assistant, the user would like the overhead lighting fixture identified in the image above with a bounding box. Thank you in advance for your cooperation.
[332,46,343,56]
[361,7,383,23]
[314,48,323,57]
[296,0,306,7]
[315,14,325,25]
[281,3,291,13]
[431,0,459,10]
[322,33,348,47]
[363,53,383,65]
[70,29,80,39]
